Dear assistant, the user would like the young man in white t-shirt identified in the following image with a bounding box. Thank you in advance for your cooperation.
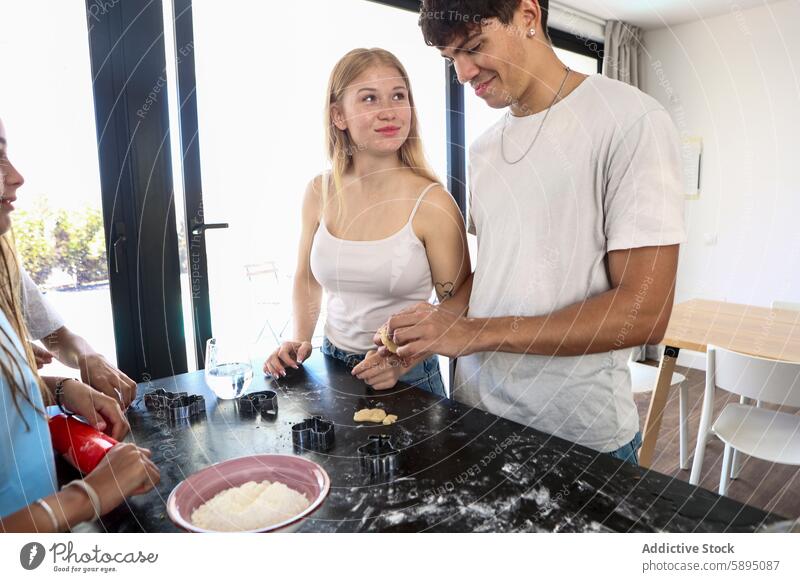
[379,0,685,463]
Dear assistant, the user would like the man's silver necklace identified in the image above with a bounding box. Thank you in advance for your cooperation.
[501,66,571,165]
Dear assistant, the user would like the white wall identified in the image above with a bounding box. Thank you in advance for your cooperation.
[642,0,800,369]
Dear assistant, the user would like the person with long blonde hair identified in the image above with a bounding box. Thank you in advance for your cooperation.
[264,48,470,394]
[0,118,159,531]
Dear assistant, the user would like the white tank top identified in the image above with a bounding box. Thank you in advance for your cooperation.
[310,183,437,353]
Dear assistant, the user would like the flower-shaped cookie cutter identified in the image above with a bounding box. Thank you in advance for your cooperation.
[144,388,205,421]
[291,415,335,452]
[237,390,278,416]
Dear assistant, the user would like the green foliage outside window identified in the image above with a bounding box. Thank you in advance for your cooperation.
[14,194,108,287]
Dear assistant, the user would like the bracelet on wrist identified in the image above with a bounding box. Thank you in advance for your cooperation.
[34,498,60,531]
[54,378,80,416]
[64,479,102,518]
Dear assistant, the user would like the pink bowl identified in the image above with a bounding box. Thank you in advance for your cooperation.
[166,454,330,533]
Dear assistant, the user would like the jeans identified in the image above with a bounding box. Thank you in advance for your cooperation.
[321,337,446,397]
[607,431,642,466]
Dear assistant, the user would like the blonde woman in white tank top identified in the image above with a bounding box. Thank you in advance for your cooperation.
[263,48,470,394]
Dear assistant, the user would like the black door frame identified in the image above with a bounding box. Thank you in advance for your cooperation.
[86,0,188,381]
[170,0,213,369]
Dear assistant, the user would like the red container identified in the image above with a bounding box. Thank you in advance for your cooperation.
[49,414,118,474]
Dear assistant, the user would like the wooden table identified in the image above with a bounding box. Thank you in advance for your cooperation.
[639,299,800,468]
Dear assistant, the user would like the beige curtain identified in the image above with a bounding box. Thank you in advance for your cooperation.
[606,20,648,361]
[603,21,643,88]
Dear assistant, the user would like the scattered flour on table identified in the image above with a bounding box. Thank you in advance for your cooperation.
[191,480,310,532]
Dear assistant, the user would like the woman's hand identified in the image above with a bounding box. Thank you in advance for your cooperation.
[59,379,129,441]
[83,443,160,515]
[263,341,312,378]
[30,343,54,369]
[0,443,159,532]
[79,353,138,409]
[351,350,411,390]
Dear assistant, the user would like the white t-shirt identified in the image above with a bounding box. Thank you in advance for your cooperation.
[454,74,686,453]
[19,264,65,340]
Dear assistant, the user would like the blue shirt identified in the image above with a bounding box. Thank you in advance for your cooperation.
[0,310,57,518]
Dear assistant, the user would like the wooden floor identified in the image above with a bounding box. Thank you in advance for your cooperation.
[633,363,800,520]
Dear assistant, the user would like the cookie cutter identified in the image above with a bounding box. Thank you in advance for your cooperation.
[237,390,278,415]
[143,388,173,410]
[144,388,205,421]
[357,434,400,476]
[291,416,335,451]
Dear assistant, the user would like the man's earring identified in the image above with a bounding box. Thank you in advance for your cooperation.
[528,28,536,38]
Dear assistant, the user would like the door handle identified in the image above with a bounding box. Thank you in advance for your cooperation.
[191,222,229,236]
[113,222,127,274]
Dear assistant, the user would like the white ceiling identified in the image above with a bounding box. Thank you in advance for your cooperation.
[556,0,784,30]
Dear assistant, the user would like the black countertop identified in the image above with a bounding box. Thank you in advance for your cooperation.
[70,352,784,533]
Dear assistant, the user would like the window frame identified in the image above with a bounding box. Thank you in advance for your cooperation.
[550,27,605,74]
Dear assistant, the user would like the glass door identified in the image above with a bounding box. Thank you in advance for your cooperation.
[0,1,117,377]
[166,0,448,372]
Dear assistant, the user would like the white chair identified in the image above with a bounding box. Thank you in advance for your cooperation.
[628,359,689,468]
[731,300,800,479]
[727,301,799,481]
[732,301,800,478]
[245,262,326,349]
[689,344,800,496]
[244,262,289,346]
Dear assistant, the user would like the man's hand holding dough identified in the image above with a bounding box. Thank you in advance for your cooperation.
[379,325,398,353]
[373,302,472,365]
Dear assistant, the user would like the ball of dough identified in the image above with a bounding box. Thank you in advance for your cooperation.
[379,325,399,354]
[353,408,387,423]
[382,414,398,425]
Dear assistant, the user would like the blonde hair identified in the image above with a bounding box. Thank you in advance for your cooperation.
[0,231,49,426]
[322,48,441,214]
[0,123,48,424]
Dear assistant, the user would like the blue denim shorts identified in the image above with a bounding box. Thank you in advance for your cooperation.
[322,337,446,398]
[607,431,642,466]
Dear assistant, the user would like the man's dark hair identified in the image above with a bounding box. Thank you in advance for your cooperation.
[419,0,550,47]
